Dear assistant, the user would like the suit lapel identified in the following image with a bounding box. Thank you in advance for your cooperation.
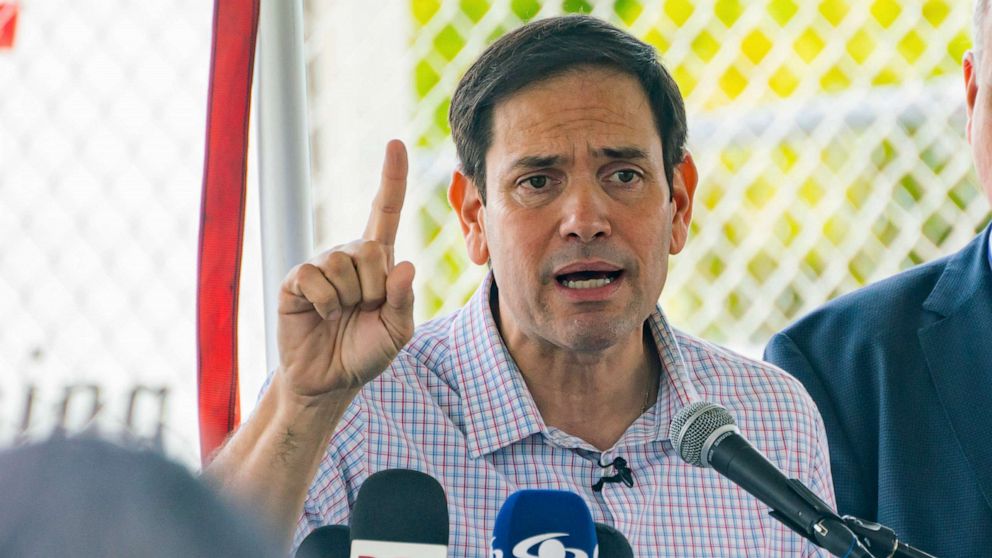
[919,226,992,510]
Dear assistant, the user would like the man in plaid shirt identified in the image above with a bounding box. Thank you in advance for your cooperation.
[208,15,834,556]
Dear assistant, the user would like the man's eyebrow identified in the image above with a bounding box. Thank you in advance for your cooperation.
[509,154,563,170]
[593,146,650,160]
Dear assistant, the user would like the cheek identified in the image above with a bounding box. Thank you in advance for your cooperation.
[632,214,671,253]
[642,225,673,291]
[974,124,992,181]
[974,96,992,151]
[495,215,548,264]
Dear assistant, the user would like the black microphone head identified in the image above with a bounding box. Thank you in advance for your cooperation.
[669,401,738,467]
[594,523,634,558]
[296,525,350,558]
[350,469,448,545]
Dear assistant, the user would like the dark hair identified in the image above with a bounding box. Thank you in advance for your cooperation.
[0,436,279,557]
[449,15,688,203]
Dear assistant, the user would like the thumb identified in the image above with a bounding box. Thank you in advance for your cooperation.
[382,261,416,337]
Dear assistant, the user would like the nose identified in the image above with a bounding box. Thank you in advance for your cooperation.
[557,179,612,242]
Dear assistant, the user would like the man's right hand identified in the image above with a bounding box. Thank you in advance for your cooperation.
[205,140,417,548]
[276,140,416,401]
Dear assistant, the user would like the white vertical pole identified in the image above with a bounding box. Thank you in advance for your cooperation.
[255,0,313,374]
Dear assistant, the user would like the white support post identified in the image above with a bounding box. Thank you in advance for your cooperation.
[255,0,314,374]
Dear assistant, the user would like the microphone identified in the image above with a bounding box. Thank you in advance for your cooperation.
[591,456,634,492]
[490,489,597,558]
[297,525,350,558]
[594,523,634,558]
[669,401,872,558]
[349,469,448,558]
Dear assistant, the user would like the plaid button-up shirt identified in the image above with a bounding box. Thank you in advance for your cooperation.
[291,273,833,556]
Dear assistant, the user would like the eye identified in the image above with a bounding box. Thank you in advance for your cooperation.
[614,169,638,183]
[523,175,549,189]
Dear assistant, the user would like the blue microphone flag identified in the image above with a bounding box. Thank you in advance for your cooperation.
[490,489,597,558]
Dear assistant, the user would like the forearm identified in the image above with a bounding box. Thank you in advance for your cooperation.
[203,370,358,548]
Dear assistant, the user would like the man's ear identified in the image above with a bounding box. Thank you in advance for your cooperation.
[669,151,698,255]
[965,51,979,143]
[447,169,490,265]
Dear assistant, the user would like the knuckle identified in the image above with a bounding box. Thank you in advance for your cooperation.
[339,288,362,307]
[295,263,321,282]
[282,265,302,288]
[318,298,341,314]
[374,200,403,215]
[294,262,314,276]
[313,289,339,306]
[337,240,362,254]
[356,240,385,261]
[325,251,354,275]
[309,247,338,265]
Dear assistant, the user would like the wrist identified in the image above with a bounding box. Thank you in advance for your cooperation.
[270,370,360,425]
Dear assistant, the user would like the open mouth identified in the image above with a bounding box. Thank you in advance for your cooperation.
[555,270,623,289]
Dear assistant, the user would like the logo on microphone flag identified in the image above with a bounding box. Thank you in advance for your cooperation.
[512,532,593,558]
[490,533,597,558]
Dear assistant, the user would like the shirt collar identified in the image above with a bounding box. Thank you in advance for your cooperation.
[452,273,545,458]
[452,272,701,458]
[644,297,702,447]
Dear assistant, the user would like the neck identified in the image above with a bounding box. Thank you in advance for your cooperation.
[506,320,661,451]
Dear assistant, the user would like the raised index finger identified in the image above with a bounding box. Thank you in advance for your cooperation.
[363,139,408,247]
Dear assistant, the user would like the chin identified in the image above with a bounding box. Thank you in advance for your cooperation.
[557,316,633,352]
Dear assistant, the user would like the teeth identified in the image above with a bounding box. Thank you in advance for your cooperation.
[563,277,614,289]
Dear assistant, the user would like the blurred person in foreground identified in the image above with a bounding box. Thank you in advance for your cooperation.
[0,435,279,557]
[207,15,834,556]
[765,2,992,556]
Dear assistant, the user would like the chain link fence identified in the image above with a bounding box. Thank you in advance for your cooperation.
[0,1,252,465]
[347,0,988,357]
[3,0,988,465]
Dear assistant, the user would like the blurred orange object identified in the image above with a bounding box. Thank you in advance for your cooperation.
[0,0,17,49]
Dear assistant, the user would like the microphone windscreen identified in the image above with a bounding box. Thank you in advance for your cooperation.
[349,469,448,554]
[668,400,737,467]
[296,525,350,558]
[491,489,597,558]
[594,523,634,558]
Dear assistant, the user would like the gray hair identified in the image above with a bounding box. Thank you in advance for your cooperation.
[0,436,279,558]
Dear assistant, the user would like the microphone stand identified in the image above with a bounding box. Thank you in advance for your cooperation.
[762,479,873,557]
[771,479,938,558]
[841,516,939,558]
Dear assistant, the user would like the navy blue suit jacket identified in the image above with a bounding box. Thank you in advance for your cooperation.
[765,224,992,558]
